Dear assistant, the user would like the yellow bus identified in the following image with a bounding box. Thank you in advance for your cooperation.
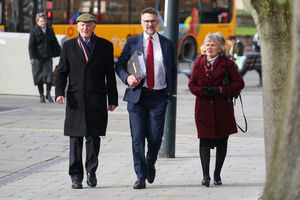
[1,0,235,59]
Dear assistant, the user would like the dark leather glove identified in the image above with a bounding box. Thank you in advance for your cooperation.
[202,86,220,97]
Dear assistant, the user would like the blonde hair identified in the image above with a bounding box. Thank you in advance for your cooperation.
[36,12,47,23]
[200,32,227,56]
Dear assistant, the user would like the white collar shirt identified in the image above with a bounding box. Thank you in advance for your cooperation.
[42,27,46,34]
[142,32,166,90]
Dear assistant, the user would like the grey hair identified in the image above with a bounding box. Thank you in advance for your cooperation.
[200,32,227,56]
[36,12,47,23]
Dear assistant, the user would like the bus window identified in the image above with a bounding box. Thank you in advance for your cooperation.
[130,0,160,24]
[201,0,232,23]
[48,0,68,24]
[56,0,131,24]
[101,0,129,24]
[179,0,199,24]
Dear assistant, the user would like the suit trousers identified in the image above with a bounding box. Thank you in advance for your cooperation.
[127,89,168,179]
[69,136,100,181]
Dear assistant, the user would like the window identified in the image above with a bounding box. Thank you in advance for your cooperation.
[201,0,232,23]
[130,0,157,24]
[101,0,129,24]
[50,0,68,24]
[179,0,198,24]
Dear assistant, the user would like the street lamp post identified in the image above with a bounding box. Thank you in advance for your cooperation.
[159,0,179,158]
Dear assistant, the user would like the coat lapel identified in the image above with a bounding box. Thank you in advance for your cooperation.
[136,34,144,53]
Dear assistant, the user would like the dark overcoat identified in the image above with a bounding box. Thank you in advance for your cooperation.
[28,26,60,59]
[55,36,118,137]
[188,55,244,139]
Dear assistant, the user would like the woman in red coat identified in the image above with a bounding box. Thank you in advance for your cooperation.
[188,32,244,187]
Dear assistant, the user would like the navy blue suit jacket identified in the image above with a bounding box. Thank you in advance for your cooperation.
[115,33,177,103]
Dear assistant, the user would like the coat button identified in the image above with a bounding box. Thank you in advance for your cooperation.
[210,100,214,104]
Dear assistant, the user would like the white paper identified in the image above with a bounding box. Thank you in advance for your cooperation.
[138,53,147,78]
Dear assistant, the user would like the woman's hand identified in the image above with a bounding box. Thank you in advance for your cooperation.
[202,87,221,97]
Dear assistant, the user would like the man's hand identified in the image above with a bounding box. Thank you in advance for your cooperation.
[108,105,117,111]
[126,75,141,88]
[56,96,66,104]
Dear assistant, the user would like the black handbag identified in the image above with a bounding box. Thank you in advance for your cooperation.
[223,72,247,133]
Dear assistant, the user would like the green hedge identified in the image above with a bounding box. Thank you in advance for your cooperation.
[236,26,257,36]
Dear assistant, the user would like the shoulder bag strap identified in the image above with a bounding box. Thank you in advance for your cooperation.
[225,72,247,133]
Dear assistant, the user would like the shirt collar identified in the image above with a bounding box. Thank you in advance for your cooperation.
[143,32,158,41]
[207,55,219,64]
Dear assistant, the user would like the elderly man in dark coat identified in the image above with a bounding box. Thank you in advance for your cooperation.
[55,13,118,189]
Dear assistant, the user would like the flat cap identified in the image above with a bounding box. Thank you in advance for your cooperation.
[76,13,96,23]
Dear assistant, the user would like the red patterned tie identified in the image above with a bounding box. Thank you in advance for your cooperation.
[147,35,154,90]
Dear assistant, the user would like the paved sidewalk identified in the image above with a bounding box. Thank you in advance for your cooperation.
[0,71,265,200]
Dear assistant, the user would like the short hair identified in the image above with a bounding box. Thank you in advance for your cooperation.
[226,35,237,41]
[141,7,158,16]
[36,12,47,23]
[200,32,227,56]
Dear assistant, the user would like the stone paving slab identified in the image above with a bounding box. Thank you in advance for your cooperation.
[0,132,265,200]
[0,71,265,199]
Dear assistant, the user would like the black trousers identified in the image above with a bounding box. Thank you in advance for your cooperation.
[69,136,100,181]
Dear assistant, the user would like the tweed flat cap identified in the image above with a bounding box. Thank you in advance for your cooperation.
[76,13,96,23]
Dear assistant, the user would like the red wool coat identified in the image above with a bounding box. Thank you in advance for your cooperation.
[188,55,244,139]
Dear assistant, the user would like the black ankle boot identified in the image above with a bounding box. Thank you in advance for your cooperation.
[40,95,45,103]
[202,176,211,187]
[46,93,54,103]
[213,175,222,185]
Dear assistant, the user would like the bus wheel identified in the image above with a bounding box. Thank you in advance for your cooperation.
[180,37,197,60]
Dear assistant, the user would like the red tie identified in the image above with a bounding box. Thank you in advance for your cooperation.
[147,35,154,90]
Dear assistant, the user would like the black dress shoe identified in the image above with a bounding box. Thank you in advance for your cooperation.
[201,177,211,187]
[40,95,45,103]
[46,93,54,103]
[87,173,97,187]
[213,176,222,185]
[147,165,156,184]
[72,180,83,189]
[133,178,146,189]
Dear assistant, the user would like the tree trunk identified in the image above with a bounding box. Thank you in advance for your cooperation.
[263,0,300,199]
[242,0,300,199]
[242,0,292,172]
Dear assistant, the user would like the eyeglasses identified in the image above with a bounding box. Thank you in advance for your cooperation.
[142,20,157,24]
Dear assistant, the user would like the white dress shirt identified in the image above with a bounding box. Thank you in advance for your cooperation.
[143,32,166,90]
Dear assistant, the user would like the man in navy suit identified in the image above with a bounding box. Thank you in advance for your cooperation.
[115,7,176,189]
